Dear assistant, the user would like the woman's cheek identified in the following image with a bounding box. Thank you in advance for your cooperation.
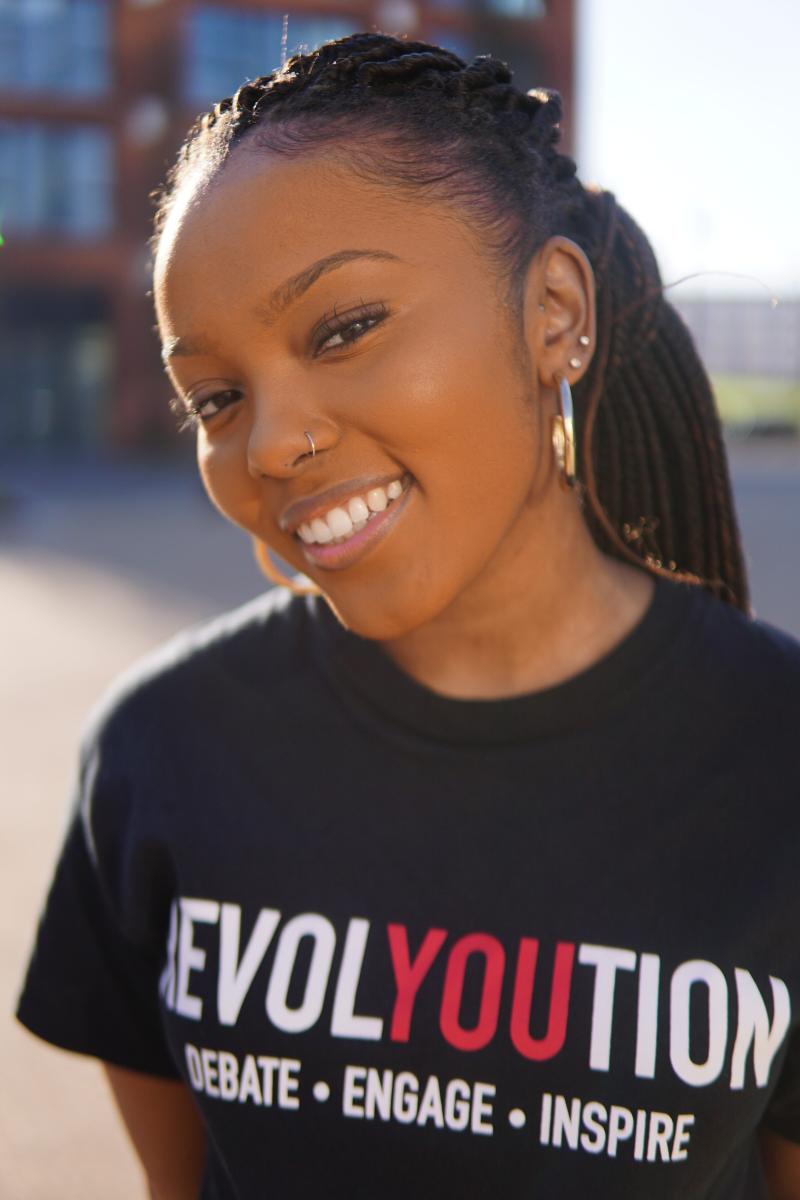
[341,305,485,443]
[197,432,264,534]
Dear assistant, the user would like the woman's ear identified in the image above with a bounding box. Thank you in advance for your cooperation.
[523,236,596,389]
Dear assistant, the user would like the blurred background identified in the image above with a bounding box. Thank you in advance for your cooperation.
[0,0,797,1195]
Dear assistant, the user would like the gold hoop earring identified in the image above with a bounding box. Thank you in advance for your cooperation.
[252,539,320,596]
[551,376,577,491]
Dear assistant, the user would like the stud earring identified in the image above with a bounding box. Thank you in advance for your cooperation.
[551,376,577,491]
[578,334,590,347]
[568,356,582,370]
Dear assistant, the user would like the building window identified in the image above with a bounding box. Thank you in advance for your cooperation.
[484,0,544,15]
[0,121,113,238]
[0,300,112,447]
[0,0,110,95]
[185,5,356,107]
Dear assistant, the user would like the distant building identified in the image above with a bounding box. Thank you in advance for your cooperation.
[0,0,574,450]
[673,297,800,380]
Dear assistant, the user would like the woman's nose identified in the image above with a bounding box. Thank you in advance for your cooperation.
[245,405,338,479]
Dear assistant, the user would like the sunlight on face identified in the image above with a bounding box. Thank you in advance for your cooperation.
[154,146,553,640]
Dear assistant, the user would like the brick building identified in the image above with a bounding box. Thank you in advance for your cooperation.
[0,0,574,450]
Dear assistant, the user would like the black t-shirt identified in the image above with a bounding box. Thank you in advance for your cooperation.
[16,575,800,1198]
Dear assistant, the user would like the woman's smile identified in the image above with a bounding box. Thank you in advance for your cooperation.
[280,471,414,570]
[297,475,414,570]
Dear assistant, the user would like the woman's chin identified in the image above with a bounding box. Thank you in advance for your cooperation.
[319,588,444,645]
[320,596,409,643]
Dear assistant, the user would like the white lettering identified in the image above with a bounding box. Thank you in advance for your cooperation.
[579,1100,606,1153]
[541,1094,693,1163]
[578,944,637,1071]
[635,953,660,1078]
[331,918,384,1040]
[342,1067,493,1135]
[552,1095,581,1149]
[200,1047,219,1097]
[647,1112,674,1162]
[633,1108,647,1160]
[539,1091,553,1145]
[278,1058,301,1110]
[471,1083,495,1135]
[184,1042,203,1089]
[159,901,178,1009]
[181,1044,301,1108]
[670,960,728,1086]
[257,1056,280,1105]
[266,913,336,1033]
[672,1114,694,1161]
[444,1080,471,1132]
[218,904,280,1026]
[393,1071,419,1123]
[176,899,220,1020]
[364,1068,393,1120]
[730,970,791,1089]
[238,1055,262,1104]
[343,1065,367,1117]
[416,1076,445,1128]
[217,1050,239,1099]
[607,1104,634,1157]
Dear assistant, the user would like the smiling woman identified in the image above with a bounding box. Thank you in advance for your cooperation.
[15,32,800,1200]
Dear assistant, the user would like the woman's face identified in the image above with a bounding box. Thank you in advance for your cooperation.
[154,145,570,640]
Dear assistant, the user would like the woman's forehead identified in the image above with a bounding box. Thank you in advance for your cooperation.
[154,148,486,325]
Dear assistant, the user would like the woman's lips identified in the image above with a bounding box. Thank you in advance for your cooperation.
[298,480,414,571]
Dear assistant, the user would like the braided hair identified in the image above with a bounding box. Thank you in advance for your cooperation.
[151,32,749,613]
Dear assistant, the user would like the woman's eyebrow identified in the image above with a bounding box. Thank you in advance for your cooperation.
[254,248,401,325]
[161,248,401,363]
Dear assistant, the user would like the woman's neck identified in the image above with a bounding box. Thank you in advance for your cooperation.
[379,496,656,701]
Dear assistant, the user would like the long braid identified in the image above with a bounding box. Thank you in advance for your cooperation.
[151,32,750,614]
[571,189,748,608]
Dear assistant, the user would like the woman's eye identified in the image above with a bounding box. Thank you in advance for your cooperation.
[185,389,242,426]
[314,306,388,356]
[170,308,388,432]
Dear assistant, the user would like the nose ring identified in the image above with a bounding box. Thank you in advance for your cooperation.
[304,431,316,458]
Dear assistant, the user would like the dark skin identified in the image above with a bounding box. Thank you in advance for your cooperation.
[155,146,653,695]
[103,1064,205,1199]
[102,145,800,1195]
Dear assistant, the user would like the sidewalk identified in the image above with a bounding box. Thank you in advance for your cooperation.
[1,458,266,1200]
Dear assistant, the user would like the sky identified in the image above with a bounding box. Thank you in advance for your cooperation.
[576,0,799,298]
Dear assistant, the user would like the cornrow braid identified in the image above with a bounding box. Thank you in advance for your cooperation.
[151,32,750,614]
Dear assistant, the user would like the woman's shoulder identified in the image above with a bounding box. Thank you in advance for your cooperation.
[703,592,800,685]
[683,586,800,730]
[80,586,317,754]
[746,610,800,677]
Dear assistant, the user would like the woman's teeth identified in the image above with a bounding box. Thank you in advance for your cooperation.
[298,478,405,546]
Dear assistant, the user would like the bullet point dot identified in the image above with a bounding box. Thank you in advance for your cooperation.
[313,1081,330,1102]
[508,1108,526,1129]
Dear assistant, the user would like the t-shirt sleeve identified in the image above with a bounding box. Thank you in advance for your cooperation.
[761,1027,800,1143]
[15,721,180,1079]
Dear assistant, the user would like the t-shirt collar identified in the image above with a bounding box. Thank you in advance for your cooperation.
[309,574,702,746]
